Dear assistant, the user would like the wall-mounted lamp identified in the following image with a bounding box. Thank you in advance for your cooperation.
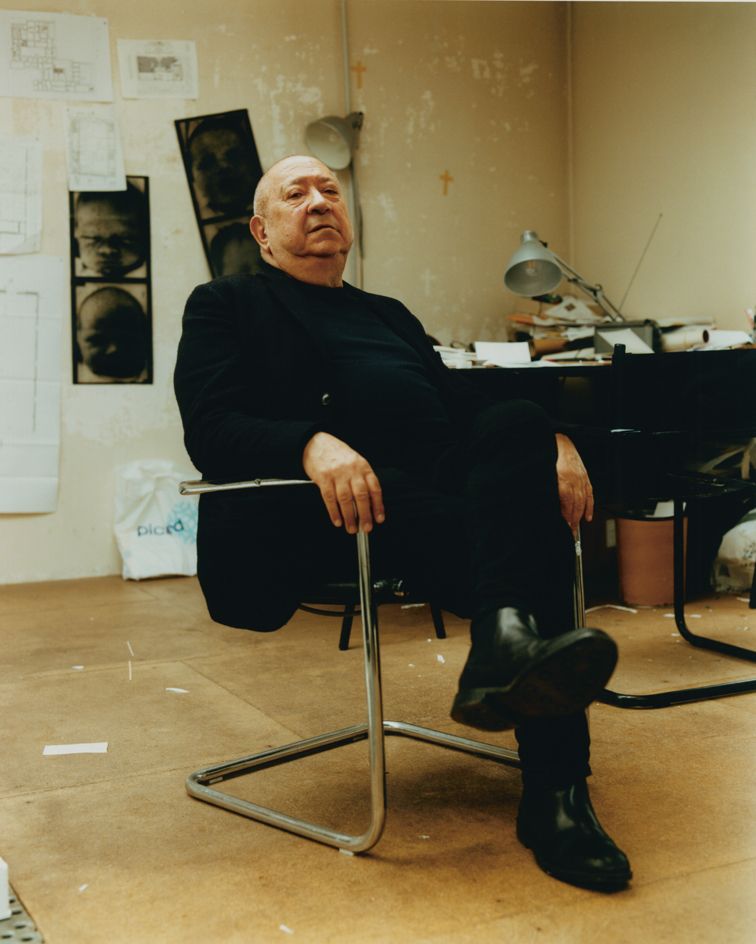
[305,111,364,170]
[305,111,365,285]
[504,230,625,322]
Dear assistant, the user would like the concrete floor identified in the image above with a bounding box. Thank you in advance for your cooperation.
[1,576,755,943]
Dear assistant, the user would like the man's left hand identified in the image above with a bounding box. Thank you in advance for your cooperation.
[555,433,594,532]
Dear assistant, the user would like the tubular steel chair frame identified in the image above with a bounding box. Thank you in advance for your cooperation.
[180,474,756,854]
[179,478,520,854]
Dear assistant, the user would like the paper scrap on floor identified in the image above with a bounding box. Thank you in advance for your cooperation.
[43,742,108,755]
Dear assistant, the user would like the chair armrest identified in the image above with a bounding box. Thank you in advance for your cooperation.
[179,478,313,496]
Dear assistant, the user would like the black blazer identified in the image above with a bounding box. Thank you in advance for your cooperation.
[174,265,490,482]
[174,266,505,629]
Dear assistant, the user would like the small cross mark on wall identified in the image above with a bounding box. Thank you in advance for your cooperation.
[439,170,454,196]
[351,61,367,89]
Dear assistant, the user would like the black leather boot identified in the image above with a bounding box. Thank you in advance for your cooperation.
[517,779,632,891]
[450,607,617,731]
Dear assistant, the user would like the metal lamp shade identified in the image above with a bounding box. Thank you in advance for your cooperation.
[305,115,358,170]
[504,230,562,297]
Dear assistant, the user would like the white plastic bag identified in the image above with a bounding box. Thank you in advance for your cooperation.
[114,460,198,580]
[712,508,756,592]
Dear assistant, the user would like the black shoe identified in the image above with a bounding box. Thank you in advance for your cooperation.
[450,607,618,731]
[517,779,632,891]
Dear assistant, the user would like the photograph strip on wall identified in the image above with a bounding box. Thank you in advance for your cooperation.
[175,109,264,278]
[68,176,153,385]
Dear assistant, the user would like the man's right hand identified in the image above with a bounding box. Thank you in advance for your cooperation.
[302,432,385,534]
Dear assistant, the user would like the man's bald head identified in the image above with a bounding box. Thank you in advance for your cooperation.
[249,155,353,287]
[253,155,334,217]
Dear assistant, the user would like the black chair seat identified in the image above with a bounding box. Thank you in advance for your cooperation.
[298,577,447,651]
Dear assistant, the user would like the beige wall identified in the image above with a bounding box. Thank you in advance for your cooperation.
[1,0,568,583]
[570,1,756,327]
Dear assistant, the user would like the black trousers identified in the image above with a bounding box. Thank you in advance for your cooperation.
[198,399,591,788]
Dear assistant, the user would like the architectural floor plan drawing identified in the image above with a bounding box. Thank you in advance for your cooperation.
[66,106,125,192]
[117,39,198,99]
[0,255,65,513]
[0,137,42,254]
[0,10,112,101]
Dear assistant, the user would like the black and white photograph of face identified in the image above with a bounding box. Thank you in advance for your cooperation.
[74,283,151,384]
[176,110,263,224]
[73,181,149,280]
[206,219,262,277]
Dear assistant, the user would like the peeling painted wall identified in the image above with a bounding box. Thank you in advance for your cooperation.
[351,0,568,343]
[1,0,568,583]
[571,2,756,328]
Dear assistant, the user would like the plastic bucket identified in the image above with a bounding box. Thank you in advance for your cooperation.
[616,516,686,606]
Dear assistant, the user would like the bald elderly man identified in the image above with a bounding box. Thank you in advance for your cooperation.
[174,155,631,891]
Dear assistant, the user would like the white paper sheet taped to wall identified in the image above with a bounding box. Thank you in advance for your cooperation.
[117,39,198,99]
[0,255,65,513]
[0,137,42,254]
[65,105,126,192]
[0,10,113,102]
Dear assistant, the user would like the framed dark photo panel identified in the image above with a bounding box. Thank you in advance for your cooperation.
[175,109,263,277]
[70,177,151,282]
[72,282,152,384]
[69,176,153,385]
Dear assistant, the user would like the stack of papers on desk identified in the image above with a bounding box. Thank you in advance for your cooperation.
[473,341,531,366]
[507,296,610,359]
[433,346,479,368]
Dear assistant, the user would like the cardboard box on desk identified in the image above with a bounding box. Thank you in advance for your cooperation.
[594,320,661,354]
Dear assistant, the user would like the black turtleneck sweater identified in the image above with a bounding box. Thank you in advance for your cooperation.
[283,272,456,472]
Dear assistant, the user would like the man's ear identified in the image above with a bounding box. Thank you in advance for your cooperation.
[249,216,267,250]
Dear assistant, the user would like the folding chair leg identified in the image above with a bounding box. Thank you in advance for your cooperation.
[431,602,447,639]
[338,603,355,651]
[578,505,756,709]
[186,531,520,854]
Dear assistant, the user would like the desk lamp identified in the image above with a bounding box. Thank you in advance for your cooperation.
[504,230,625,322]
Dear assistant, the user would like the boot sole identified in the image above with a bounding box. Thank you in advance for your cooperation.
[451,630,618,731]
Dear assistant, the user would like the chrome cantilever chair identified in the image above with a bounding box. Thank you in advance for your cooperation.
[179,477,520,854]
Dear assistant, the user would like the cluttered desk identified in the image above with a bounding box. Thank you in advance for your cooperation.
[437,227,756,504]
[436,230,756,708]
[456,347,756,709]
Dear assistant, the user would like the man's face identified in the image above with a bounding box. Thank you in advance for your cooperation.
[250,157,353,270]
[75,202,145,277]
[77,291,147,379]
[189,127,256,214]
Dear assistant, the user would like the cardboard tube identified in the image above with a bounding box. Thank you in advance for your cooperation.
[660,326,709,352]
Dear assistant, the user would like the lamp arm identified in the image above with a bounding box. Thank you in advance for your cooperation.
[550,251,625,322]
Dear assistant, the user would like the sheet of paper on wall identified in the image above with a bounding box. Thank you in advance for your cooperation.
[117,39,198,100]
[0,255,65,513]
[0,137,42,254]
[474,341,532,366]
[65,106,126,192]
[0,11,113,102]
